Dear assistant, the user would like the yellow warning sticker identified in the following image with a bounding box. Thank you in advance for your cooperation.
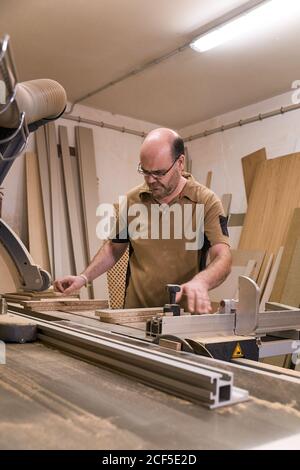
[232,342,244,358]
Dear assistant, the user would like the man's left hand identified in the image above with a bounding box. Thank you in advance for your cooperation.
[176,279,212,314]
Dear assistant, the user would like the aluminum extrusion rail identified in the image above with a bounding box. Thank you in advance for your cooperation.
[7,309,248,409]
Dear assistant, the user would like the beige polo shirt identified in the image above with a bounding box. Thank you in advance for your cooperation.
[112,173,230,309]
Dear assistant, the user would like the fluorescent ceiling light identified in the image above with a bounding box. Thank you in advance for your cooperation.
[190,0,298,53]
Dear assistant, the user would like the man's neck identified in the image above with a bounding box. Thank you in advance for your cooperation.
[156,176,187,204]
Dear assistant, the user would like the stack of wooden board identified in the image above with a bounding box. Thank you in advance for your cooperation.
[4,289,79,302]
[95,307,165,324]
[32,124,109,300]
[18,299,109,312]
[239,152,300,278]
[238,149,300,308]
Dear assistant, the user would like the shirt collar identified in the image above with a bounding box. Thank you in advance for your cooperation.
[138,172,199,203]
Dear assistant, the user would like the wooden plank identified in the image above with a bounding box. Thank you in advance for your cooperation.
[259,247,284,311]
[205,170,212,189]
[259,253,273,300]
[241,148,267,201]
[35,127,53,275]
[46,122,75,279]
[280,238,300,308]
[25,152,50,272]
[238,153,300,284]
[57,309,99,319]
[184,146,192,174]
[158,338,182,351]
[4,290,79,302]
[45,123,61,278]
[0,314,36,326]
[265,302,297,311]
[75,126,108,299]
[221,194,232,218]
[209,265,249,302]
[99,316,161,324]
[231,249,265,282]
[270,208,300,302]
[21,299,109,311]
[59,126,90,300]
[96,307,163,318]
[209,248,264,304]
[234,358,300,379]
[228,213,245,227]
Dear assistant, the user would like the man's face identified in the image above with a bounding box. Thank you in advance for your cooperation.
[139,143,182,200]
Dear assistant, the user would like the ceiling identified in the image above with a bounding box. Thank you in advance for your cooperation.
[1,0,300,129]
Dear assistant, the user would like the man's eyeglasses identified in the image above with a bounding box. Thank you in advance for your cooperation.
[137,157,180,179]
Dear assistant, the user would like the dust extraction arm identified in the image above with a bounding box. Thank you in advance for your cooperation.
[0,34,67,291]
[0,34,67,183]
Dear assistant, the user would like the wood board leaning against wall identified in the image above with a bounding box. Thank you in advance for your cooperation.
[31,124,109,300]
[239,152,300,285]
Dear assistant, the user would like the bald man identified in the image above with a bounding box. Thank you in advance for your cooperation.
[54,128,231,314]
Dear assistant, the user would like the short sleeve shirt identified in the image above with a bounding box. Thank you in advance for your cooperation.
[112,173,230,309]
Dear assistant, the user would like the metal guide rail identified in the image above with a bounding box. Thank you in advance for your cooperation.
[6,307,248,409]
[146,276,300,338]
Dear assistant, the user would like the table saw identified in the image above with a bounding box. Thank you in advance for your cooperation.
[1,34,300,449]
[1,275,300,449]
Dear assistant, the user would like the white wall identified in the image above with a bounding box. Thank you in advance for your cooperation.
[180,90,300,247]
[59,104,159,206]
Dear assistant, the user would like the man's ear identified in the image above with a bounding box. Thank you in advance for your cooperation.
[179,154,185,172]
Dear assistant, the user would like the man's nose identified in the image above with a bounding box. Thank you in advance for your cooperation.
[145,174,156,184]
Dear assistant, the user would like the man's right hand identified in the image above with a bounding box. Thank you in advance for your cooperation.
[53,275,86,295]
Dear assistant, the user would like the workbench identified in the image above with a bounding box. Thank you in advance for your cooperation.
[1,307,300,450]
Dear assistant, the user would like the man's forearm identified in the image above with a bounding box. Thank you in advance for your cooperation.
[194,251,231,290]
[82,241,128,282]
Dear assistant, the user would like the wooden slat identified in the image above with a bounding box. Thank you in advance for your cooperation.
[260,247,284,311]
[231,249,265,282]
[159,338,182,351]
[238,153,300,284]
[75,126,108,299]
[270,208,300,302]
[184,146,192,173]
[59,126,90,299]
[45,123,61,278]
[241,148,267,201]
[228,213,245,227]
[25,152,50,272]
[46,122,75,279]
[35,127,53,275]
[233,358,300,379]
[21,299,109,311]
[96,307,163,318]
[280,238,300,308]
[259,253,273,301]
[98,314,164,324]
[209,265,249,302]
[221,194,232,218]
[205,170,212,189]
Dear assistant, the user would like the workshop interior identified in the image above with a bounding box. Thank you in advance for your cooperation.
[1,0,300,451]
